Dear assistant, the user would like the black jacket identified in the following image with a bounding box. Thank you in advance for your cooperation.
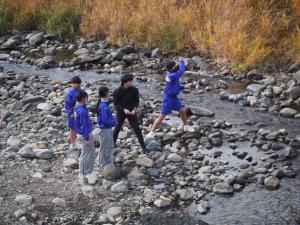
[113,85,139,113]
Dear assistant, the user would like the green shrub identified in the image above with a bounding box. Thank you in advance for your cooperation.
[0,2,13,34]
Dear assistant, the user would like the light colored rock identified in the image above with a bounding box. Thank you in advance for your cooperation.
[0,54,9,60]
[82,185,96,197]
[264,176,280,190]
[188,106,215,117]
[167,153,182,162]
[212,182,233,195]
[52,198,67,208]
[288,86,300,100]
[74,48,89,56]
[37,102,52,111]
[279,108,297,118]
[247,96,258,106]
[136,155,154,168]
[178,188,195,200]
[18,145,35,158]
[29,32,44,45]
[33,149,53,159]
[7,136,21,147]
[151,48,161,57]
[86,173,98,185]
[107,206,122,218]
[272,86,283,95]
[63,158,79,169]
[14,209,26,218]
[154,197,172,208]
[15,194,33,205]
[247,84,264,93]
[144,188,155,203]
[33,172,44,180]
[111,181,128,193]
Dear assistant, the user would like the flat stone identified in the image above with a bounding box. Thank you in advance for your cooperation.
[74,48,89,56]
[154,197,172,208]
[21,96,45,104]
[111,181,128,193]
[14,209,26,219]
[279,108,297,118]
[18,145,35,158]
[0,54,10,60]
[188,106,215,117]
[33,149,53,159]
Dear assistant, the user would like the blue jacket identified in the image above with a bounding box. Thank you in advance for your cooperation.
[97,100,116,129]
[64,87,84,115]
[164,60,185,96]
[74,104,93,141]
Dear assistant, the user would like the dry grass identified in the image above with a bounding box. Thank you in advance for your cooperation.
[1,0,300,73]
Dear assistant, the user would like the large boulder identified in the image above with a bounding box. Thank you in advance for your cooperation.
[0,37,19,49]
[29,32,44,45]
[279,108,298,118]
[103,164,122,181]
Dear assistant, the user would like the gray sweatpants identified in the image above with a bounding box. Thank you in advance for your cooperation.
[98,128,114,171]
[79,134,95,176]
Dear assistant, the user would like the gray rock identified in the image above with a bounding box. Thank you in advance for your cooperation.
[18,146,35,158]
[21,96,45,104]
[264,176,279,190]
[7,136,21,147]
[239,163,250,169]
[188,106,215,117]
[293,71,300,81]
[136,155,154,167]
[144,188,155,203]
[111,51,124,61]
[33,149,53,159]
[63,158,79,169]
[15,194,33,205]
[247,84,264,93]
[0,53,10,60]
[167,153,182,162]
[107,206,122,218]
[10,50,21,58]
[288,86,300,100]
[103,164,122,181]
[14,209,26,218]
[37,102,52,111]
[52,198,67,208]
[151,48,161,57]
[147,140,161,152]
[120,45,136,54]
[178,188,195,200]
[0,38,19,49]
[272,86,283,95]
[74,48,89,56]
[220,90,231,100]
[279,108,297,118]
[44,46,56,55]
[154,197,172,207]
[197,201,210,214]
[287,63,300,73]
[87,173,98,185]
[29,32,44,45]
[212,182,233,195]
[82,185,96,197]
[289,135,300,149]
[111,181,128,193]
[127,167,146,182]
[246,70,263,80]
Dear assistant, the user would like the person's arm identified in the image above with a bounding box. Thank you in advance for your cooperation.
[168,60,185,80]
[64,92,73,114]
[133,88,139,108]
[80,112,90,141]
[113,89,124,111]
[101,105,109,126]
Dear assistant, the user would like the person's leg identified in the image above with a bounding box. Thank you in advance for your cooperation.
[178,107,187,125]
[150,114,166,132]
[98,128,114,172]
[79,134,95,184]
[113,112,126,145]
[127,114,146,151]
[70,129,77,146]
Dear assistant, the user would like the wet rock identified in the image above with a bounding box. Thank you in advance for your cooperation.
[264,176,279,190]
[188,106,214,117]
[212,182,233,195]
[144,188,155,203]
[287,86,300,100]
[136,155,154,168]
[52,198,67,208]
[103,164,122,181]
[167,153,182,162]
[279,108,297,118]
[111,181,128,193]
[246,69,263,80]
[247,84,264,93]
[15,194,33,206]
[29,32,44,45]
[239,163,250,169]
[154,197,172,208]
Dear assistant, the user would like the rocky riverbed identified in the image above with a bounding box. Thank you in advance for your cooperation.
[0,31,300,225]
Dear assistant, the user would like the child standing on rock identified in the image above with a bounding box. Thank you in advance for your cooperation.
[74,91,95,185]
[97,87,116,174]
[147,57,193,138]
[64,76,84,150]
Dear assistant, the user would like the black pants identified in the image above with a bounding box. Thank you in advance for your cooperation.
[113,112,146,150]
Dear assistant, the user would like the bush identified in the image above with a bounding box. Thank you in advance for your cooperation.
[0,1,13,34]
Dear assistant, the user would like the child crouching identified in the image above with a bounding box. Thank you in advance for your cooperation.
[74,91,95,185]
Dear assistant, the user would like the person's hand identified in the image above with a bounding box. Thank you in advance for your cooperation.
[123,109,131,115]
[131,108,136,115]
[178,56,184,61]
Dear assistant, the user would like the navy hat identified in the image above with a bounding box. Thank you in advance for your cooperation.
[121,74,134,84]
[69,76,82,84]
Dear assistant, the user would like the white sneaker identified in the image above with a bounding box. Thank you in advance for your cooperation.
[79,174,87,185]
[86,172,98,185]
[146,132,155,138]
[183,125,195,132]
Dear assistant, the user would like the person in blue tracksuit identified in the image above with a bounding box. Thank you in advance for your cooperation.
[147,57,192,137]
[74,91,95,185]
[97,87,116,173]
[64,76,84,149]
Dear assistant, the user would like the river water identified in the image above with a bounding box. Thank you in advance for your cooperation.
[1,61,299,225]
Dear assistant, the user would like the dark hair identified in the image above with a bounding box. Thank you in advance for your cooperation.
[121,74,134,84]
[70,76,82,84]
[98,86,109,98]
[166,60,176,72]
[77,91,88,102]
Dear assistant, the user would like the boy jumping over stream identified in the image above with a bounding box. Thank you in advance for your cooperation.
[147,57,193,138]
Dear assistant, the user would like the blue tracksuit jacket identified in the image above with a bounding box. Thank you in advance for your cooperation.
[64,87,84,115]
[74,104,93,141]
[97,100,116,129]
[164,60,185,96]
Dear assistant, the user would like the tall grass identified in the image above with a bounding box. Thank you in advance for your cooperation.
[0,0,299,73]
